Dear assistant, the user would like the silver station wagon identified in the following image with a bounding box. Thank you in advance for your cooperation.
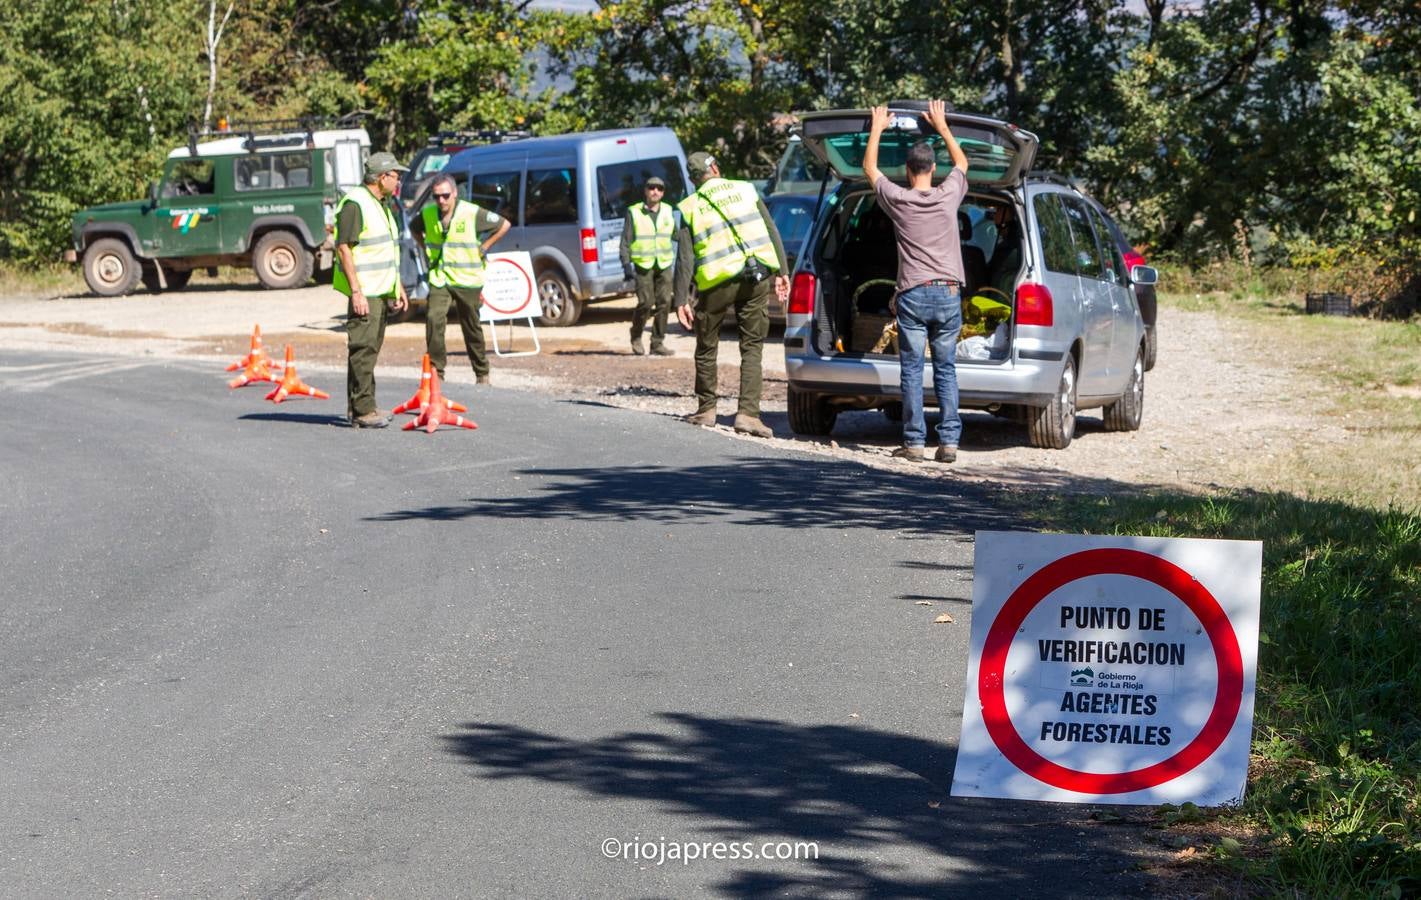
[782,103,1157,449]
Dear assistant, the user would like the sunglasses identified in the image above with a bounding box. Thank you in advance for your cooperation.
[433,192,454,200]
[646,185,664,191]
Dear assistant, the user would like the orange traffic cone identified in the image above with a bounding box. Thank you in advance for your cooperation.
[265,345,329,403]
[225,324,281,372]
[393,353,467,414]
[228,346,282,389]
[403,368,477,433]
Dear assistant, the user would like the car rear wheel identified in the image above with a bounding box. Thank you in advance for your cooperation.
[82,237,141,297]
[1103,347,1145,432]
[788,385,838,436]
[536,269,581,326]
[1027,356,1077,449]
[252,230,313,290]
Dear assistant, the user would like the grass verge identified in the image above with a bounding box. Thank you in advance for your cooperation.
[1021,279,1420,895]
[1032,492,1419,896]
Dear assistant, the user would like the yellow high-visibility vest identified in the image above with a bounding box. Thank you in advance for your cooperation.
[423,200,487,288]
[627,202,675,270]
[677,178,778,291]
[333,185,399,298]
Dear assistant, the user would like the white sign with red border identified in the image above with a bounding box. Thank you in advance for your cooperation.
[951,531,1261,806]
[479,251,538,322]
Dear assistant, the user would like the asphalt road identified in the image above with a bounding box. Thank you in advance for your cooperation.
[0,350,1155,898]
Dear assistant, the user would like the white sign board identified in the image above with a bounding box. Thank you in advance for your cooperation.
[951,531,1261,806]
[479,252,539,322]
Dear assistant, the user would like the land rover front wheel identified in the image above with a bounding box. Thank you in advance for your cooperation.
[1027,356,1077,449]
[82,238,141,297]
[788,385,838,436]
[253,230,313,290]
[536,269,581,326]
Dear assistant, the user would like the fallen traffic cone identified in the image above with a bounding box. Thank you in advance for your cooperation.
[403,368,477,433]
[393,353,467,414]
[265,345,329,403]
[225,324,281,372]
[228,344,282,389]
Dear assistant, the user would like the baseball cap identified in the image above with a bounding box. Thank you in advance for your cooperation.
[687,151,717,179]
[644,175,666,188]
[363,151,410,180]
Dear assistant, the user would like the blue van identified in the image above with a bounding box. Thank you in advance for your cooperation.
[428,127,690,326]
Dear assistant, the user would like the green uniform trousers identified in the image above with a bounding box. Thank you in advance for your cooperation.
[692,274,772,418]
[426,283,488,381]
[346,293,391,419]
[631,265,672,349]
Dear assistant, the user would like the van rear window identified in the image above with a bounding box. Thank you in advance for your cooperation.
[596,158,686,220]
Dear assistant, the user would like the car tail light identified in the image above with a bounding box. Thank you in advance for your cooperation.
[1123,249,1146,272]
[580,228,598,263]
[1016,282,1054,327]
[788,272,816,315]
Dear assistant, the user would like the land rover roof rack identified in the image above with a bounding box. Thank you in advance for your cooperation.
[186,112,368,157]
[426,129,531,146]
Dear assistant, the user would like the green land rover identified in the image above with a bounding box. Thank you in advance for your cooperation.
[67,119,372,296]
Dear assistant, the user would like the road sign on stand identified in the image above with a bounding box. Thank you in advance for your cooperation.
[951,531,1262,806]
[480,251,541,358]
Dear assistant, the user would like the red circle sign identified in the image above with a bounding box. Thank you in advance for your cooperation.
[978,548,1243,794]
[481,257,535,315]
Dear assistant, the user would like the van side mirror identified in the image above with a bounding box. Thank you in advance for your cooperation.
[148,181,159,204]
[1130,264,1158,286]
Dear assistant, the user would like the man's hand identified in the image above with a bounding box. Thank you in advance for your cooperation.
[676,303,695,331]
[352,290,369,317]
[775,275,790,304]
[392,286,409,313]
[925,99,949,135]
[869,106,891,134]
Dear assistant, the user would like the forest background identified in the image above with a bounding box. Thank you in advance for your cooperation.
[2,0,1418,313]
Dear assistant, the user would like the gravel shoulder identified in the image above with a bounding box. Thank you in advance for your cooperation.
[0,282,1344,495]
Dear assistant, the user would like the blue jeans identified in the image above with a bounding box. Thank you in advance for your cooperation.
[896,283,962,448]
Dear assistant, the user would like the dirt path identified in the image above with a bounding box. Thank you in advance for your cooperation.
[0,282,1344,495]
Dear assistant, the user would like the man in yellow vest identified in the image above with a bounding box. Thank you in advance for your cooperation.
[673,151,789,438]
[415,174,511,384]
[618,175,677,356]
[334,151,409,428]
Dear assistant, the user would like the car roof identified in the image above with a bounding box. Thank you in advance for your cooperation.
[168,128,371,160]
[446,127,681,164]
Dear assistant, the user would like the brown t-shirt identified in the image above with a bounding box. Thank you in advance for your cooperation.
[874,168,968,293]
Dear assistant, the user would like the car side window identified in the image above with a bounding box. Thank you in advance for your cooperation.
[467,170,522,222]
[1059,195,1107,280]
[161,160,215,198]
[234,152,312,192]
[1085,204,1127,285]
[524,167,578,225]
[1033,193,1077,275]
[596,157,688,220]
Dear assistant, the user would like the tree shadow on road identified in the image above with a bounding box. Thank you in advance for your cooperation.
[365,455,1172,535]
[365,457,1030,536]
[443,712,1156,897]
